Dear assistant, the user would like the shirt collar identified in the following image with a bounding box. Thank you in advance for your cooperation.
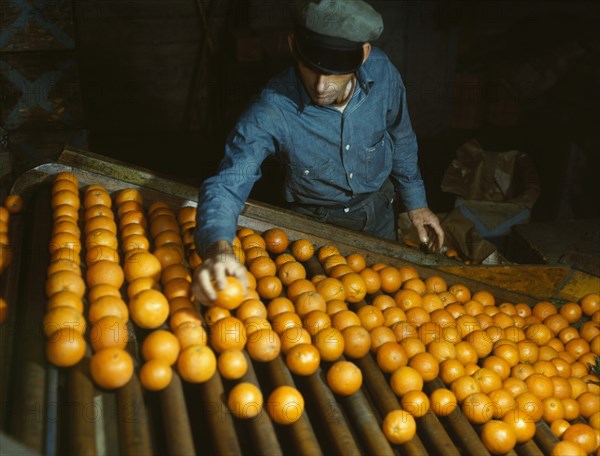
[295,63,375,114]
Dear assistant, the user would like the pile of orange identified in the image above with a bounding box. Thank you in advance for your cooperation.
[0,193,23,325]
[37,177,600,450]
[44,172,87,368]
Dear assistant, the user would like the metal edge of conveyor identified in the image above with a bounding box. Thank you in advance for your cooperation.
[9,148,597,306]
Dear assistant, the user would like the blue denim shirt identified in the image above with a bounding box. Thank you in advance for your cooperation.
[195,47,427,254]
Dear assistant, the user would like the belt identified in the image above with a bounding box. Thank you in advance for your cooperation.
[293,179,394,214]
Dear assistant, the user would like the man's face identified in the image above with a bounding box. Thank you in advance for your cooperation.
[296,60,355,106]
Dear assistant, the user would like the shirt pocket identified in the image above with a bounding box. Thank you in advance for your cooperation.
[364,135,391,182]
[287,158,339,199]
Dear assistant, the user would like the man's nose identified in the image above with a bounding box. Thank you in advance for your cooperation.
[315,75,329,92]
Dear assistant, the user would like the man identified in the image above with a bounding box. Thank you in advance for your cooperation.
[192,0,444,304]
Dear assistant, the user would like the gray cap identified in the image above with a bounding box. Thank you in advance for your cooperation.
[292,0,383,74]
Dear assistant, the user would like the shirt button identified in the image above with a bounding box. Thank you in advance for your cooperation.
[344,207,349,213]
[349,172,353,179]
[345,144,350,150]
[304,169,310,175]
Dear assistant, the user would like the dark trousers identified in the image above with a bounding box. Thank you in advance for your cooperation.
[290,179,397,241]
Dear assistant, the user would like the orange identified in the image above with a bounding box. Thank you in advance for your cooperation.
[53,204,79,221]
[315,277,346,302]
[550,418,570,438]
[532,301,558,321]
[430,388,457,417]
[45,328,86,367]
[52,178,78,195]
[302,310,332,337]
[161,264,192,286]
[488,388,516,419]
[127,277,160,300]
[402,278,426,296]
[217,349,248,380]
[228,382,263,419]
[88,315,129,351]
[449,284,471,303]
[235,299,267,322]
[424,275,448,293]
[88,295,129,323]
[327,300,348,316]
[267,386,304,425]
[561,423,598,454]
[577,391,600,419]
[312,326,344,362]
[369,325,395,352]
[153,243,185,269]
[209,316,247,352]
[454,340,479,366]
[286,278,316,302]
[294,291,326,318]
[381,409,416,445]
[346,253,366,272]
[390,365,423,396]
[339,272,367,303]
[359,267,381,294]
[245,328,281,362]
[400,337,426,359]
[43,306,86,337]
[177,344,217,383]
[84,215,117,235]
[378,266,402,294]
[211,276,246,310]
[163,277,191,301]
[290,239,315,262]
[341,325,371,359]
[376,341,408,373]
[262,228,289,254]
[154,229,183,248]
[248,256,277,279]
[542,396,565,423]
[271,311,302,335]
[462,392,494,424]
[266,297,295,320]
[400,389,430,418]
[85,228,118,250]
[141,329,180,365]
[51,189,80,210]
[422,293,444,313]
[46,270,85,298]
[169,307,202,332]
[89,347,134,390]
[49,232,82,254]
[85,260,124,289]
[439,359,466,385]
[480,420,516,455]
[394,289,422,311]
[514,391,544,422]
[580,293,599,316]
[277,261,307,287]
[85,246,120,264]
[398,265,419,283]
[129,289,169,329]
[481,355,511,381]
[174,321,207,349]
[549,441,587,456]
[326,360,362,396]
[115,188,143,206]
[356,305,384,330]
[285,343,320,376]
[408,352,439,382]
[46,290,84,314]
[560,302,583,324]
[426,339,456,362]
[280,326,312,355]
[382,307,407,328]
[501,409,537,444]
[123,250,162,282]
[525,373,555,400]
[139,360,173,391]
[317,244,341,262]
[450,375,481,403]
[580,321,600,342]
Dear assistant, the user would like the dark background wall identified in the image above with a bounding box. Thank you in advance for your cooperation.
[2,0,600,223]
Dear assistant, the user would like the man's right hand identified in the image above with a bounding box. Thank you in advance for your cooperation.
[191,240,248,306]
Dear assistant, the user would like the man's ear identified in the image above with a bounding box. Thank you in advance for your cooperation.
[362,43,372,63]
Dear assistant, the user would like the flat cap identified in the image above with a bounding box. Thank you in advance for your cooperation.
[292,0,384,74]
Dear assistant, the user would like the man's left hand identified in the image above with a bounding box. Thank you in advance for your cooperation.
[408,207,445,253]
